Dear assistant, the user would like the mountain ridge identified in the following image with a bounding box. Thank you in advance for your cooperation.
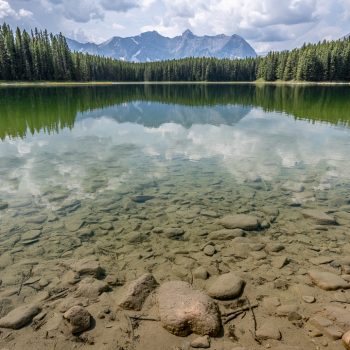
[67,29,257,62]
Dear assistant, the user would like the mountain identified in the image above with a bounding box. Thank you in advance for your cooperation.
[67,29,257,62]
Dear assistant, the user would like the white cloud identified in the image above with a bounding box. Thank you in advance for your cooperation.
[0,0,32,19]
[4,0,350,52]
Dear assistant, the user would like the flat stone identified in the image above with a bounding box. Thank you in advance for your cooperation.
[131,195,155,203]
[21,230,41,242]
[65,217,84,232]
[309,257,334,265]
[207,272,245,300]
[256,319,282,340]
[26,215,47,224]
[217,214,260,231]
[0,304,41,329]
[158,281,221,336]
[208,229,244,240]
[302,209,337,225]
[75,278,109,299]
[63,306,91,334]
[201,210,219,218]
[309,315,343,340]
[118,273,158,311]
[190,335,210,348]
[73,257,104,278]
[308,270,350,290]
[164,228,185,239]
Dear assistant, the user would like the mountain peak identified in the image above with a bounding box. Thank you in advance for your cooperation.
[182,29,194,37]
[67,30,257,62]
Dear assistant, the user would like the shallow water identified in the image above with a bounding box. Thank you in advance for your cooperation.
[1,84,350,349]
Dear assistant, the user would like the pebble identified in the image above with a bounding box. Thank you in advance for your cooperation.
[193,267,209,280]
[302,295,316,303]
[207,272,245,300]
[190,335,210,348]
[256,319,282,341]
[203,245,216,256]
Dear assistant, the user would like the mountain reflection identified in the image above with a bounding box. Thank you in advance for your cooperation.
[0,84,349,139]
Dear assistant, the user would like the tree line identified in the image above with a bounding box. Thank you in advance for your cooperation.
[1,23,350,82]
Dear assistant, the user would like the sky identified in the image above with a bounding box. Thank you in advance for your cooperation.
[2,0,350,54]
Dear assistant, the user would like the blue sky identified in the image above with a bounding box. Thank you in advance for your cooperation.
[2,0,350,53]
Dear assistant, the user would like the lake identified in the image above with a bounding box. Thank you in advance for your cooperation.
[0,84,350,350]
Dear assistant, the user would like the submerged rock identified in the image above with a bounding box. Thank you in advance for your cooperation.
[207,272,245,300]
[75,278,109,298]
[73,257,105,278]
[158,281,221,336]
[63,306,91,334]
[256,319,282,341]
[118,273,158,311]
[191,335,210,348]
[164,227,185,239]
[208,229,244,240]
[308,270,350,290]
[0,304,41,329]
[302,209,337,225]
[131,195,155,203]
[217,214,260,231]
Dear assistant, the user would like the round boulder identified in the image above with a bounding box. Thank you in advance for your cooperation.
[207,272,245,300]
[158,281,221,336]
[63,306,91,334]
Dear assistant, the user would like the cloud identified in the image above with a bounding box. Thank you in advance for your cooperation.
[100,0,140,12]
[4,0,350,52]
[0,0,32,19]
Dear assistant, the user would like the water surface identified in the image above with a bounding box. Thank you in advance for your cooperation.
[0,84,350,348]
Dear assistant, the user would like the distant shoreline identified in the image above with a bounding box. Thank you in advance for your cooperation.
[1,81,350,87]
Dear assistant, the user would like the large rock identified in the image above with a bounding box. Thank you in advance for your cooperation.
[63,306,91,334]
[302,209,337,225]
[118,273,158,311]
[207,272,245,300]
[217,214,260,231]
[0,304,41,329]
[308,270,350,291]
[158,281,221,336]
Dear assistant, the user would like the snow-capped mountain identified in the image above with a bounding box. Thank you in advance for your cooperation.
[67,30,257,62]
